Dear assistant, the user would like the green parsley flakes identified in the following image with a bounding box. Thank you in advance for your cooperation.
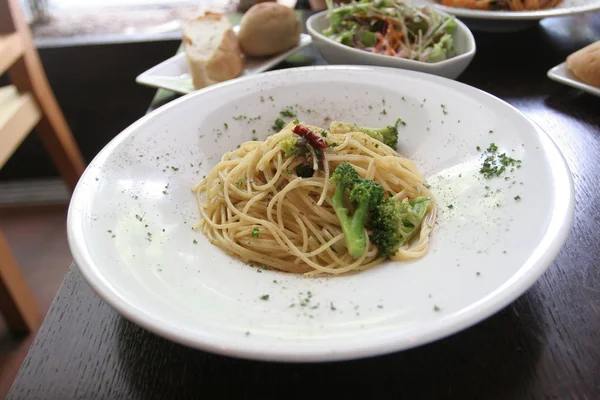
[279,107,296,118]
[479,143,522,179]
[251,227,260,238]
[272,118,285,131]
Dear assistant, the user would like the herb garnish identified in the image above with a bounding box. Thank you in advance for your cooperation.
[299,291,313,307]
[251,227,260,238]
[479,143,522,179]
[272,118,285,131]
[260,294,270,301]
[280,107,296,118]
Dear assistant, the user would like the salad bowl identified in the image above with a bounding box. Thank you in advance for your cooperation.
[306,10,476,80]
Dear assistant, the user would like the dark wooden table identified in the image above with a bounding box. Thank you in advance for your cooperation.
[8,12,600,400]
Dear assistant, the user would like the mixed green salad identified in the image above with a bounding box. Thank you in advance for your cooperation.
[323,0,457,63]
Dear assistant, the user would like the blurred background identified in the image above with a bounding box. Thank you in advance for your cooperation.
[2,0,301,188]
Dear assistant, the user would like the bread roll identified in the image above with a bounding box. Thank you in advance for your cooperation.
[183,12,244,90]
[237,0,276,13]
[566,41,600,88]
[238,3,301,57]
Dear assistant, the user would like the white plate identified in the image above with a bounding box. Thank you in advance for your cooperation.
[306,11,476,80]
[547,61,600,97]
[68,66,574,362]
[422,0,600,32]
[135,26,312,95]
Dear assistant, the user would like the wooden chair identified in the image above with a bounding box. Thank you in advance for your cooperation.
[0,0,86,333]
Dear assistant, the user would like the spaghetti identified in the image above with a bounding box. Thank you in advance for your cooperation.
[192,122,436,276]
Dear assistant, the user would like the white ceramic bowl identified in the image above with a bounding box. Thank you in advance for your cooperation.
[423,0,600,32]
[306,10,476,79]
[68,66,573,362]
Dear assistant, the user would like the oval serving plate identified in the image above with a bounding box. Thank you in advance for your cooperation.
[68,66,573,362]
[423,0,600,32]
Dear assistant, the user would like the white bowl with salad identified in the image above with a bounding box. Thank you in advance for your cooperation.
[307,0,476,79]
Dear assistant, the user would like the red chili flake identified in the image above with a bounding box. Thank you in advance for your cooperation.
[292,125,326,149]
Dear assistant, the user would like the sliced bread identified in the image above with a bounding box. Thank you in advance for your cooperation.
[567,41,600,88]
[182,12,244,90]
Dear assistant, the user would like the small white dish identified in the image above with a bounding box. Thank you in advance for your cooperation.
[306,11,476,80]
[69,66,573,362]
[135,27,313,95]
[547,61,600,97]
[424,0,600,32]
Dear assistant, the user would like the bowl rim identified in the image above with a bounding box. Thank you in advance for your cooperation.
[430,0,600,20]
[68,65,574,362]
[306,9,476,69]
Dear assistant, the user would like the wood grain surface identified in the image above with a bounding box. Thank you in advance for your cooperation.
[7,12,600,400]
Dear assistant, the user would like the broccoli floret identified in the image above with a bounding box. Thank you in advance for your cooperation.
[295,163,314,178]
[330,163,383,259]
[329,121,399,149]
[280,137,302,157]
[370,197,431,257]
